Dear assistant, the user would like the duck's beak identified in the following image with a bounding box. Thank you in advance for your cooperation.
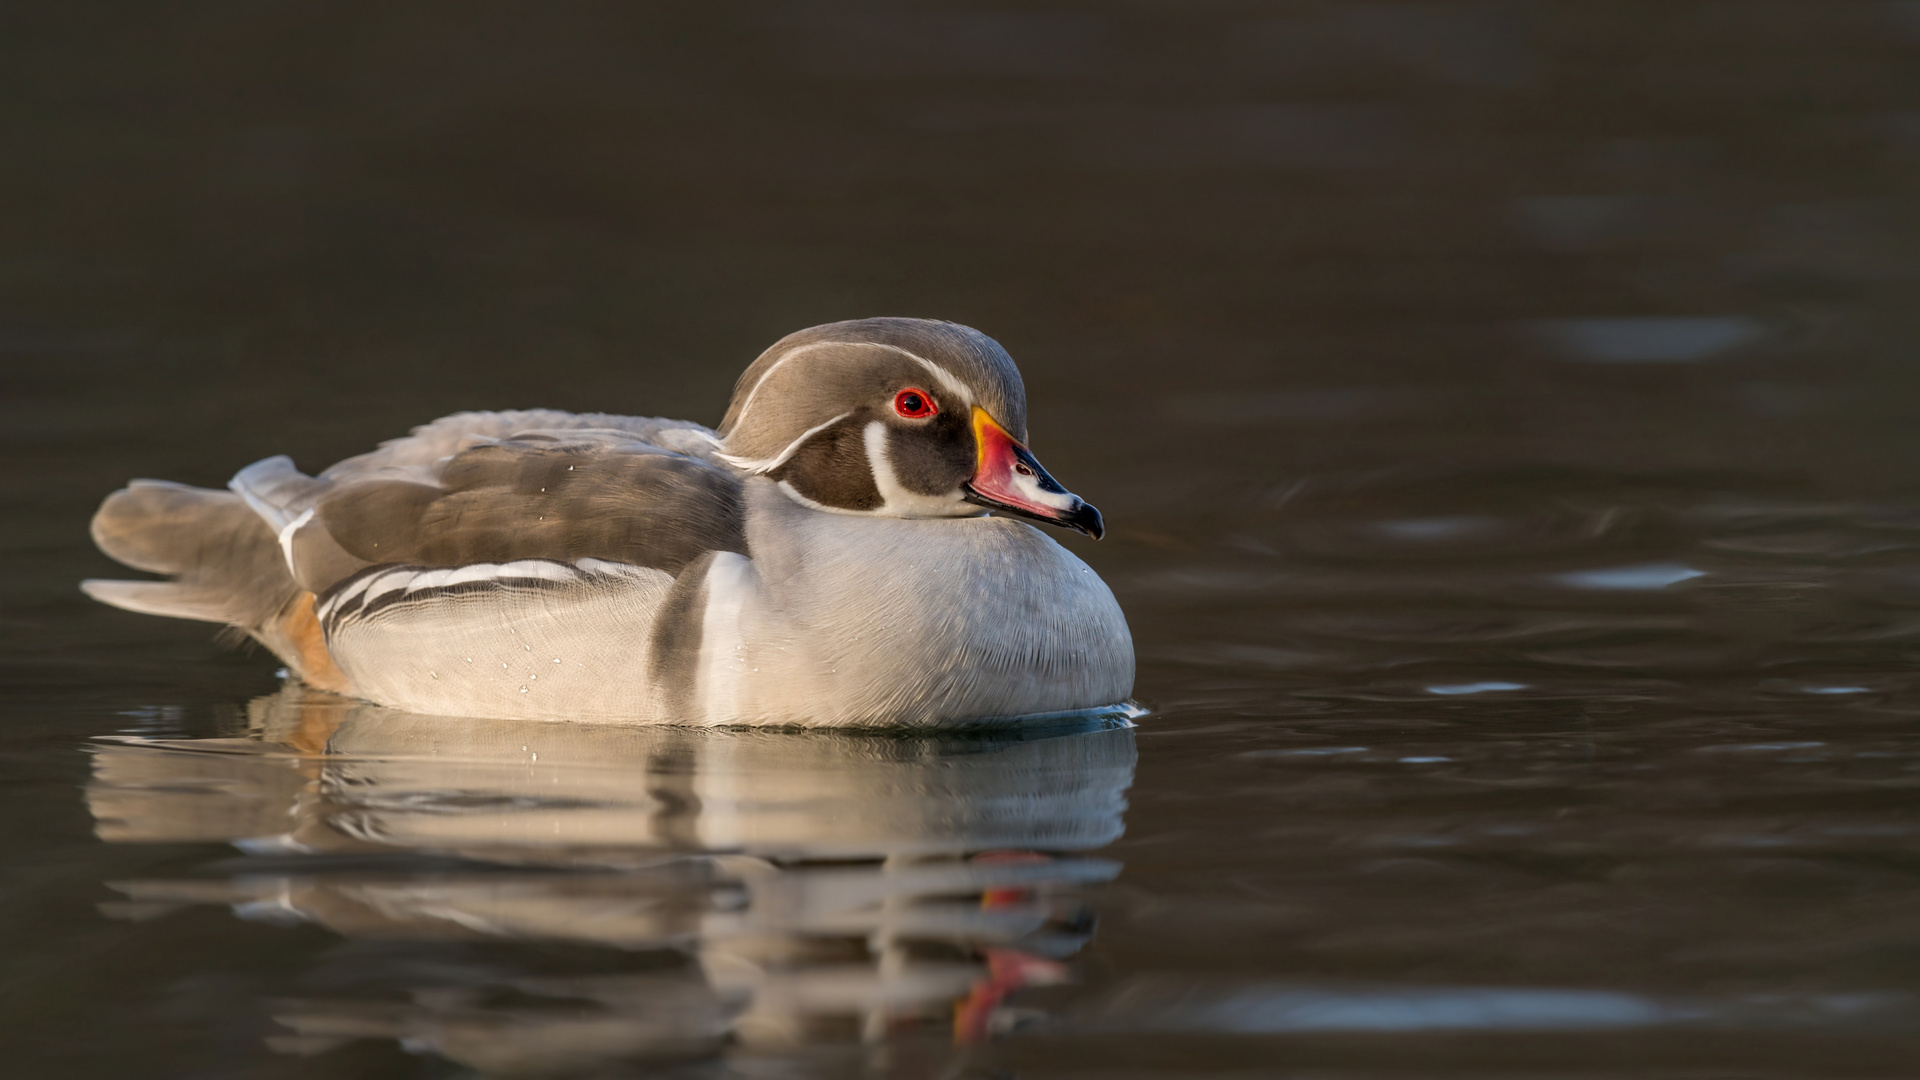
[962,407,1105,539]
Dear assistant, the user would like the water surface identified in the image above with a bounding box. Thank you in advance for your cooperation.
[6,2,1920,1076]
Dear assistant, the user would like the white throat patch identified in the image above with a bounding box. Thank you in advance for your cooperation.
[762,422,979,520]
[862,421,973,518]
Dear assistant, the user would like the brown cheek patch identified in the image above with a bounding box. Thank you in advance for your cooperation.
[885,411,975,497]
[772,418,883,511]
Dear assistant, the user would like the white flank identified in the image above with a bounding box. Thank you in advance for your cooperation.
[694,552,756,725]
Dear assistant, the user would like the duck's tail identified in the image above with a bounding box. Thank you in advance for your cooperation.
[83,479,353,693]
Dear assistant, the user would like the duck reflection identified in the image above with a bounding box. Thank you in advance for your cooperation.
[88,686,1137,1073]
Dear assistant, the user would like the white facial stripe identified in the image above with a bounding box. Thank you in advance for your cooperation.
[860,343,974,408]
[716,411,851,474]
[862,420,974,519]
[773,479,842,514]
[730,340,975,433]
[731,341,840,432]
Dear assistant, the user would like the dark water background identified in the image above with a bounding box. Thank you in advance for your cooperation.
[7,2,1920,1076]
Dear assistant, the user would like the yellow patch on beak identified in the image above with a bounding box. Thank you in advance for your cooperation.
[971,406,1012,468]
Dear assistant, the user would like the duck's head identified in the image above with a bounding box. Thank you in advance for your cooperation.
[717,318,1104,539]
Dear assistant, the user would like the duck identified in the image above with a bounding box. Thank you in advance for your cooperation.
[83,318,1134,727]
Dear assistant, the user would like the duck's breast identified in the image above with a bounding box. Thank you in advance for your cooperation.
[713,483,1134,727]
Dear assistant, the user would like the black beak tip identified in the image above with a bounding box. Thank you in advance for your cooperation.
[1070,501,1106,540]
[962,483,1106,540]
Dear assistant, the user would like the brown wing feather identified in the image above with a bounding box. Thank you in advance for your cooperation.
[311,435,747,583]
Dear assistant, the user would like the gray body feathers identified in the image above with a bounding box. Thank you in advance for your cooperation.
[83,319,1135,728]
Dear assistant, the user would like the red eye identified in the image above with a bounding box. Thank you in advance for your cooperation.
[893,388,937,418]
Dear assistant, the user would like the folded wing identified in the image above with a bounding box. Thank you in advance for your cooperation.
[234,411,745,597]
[87,411,747,706]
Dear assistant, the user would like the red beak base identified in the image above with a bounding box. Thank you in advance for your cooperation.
[962,408,1104,540]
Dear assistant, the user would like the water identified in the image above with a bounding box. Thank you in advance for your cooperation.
[6,2,1920,1076]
